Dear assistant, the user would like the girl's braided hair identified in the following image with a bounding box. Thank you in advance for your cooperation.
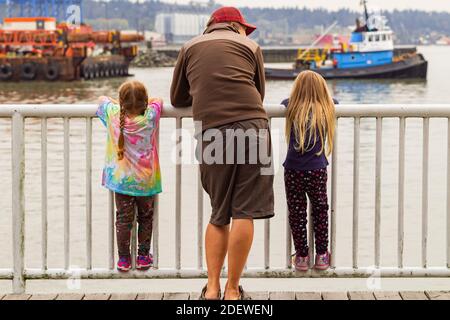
[117,81,149,160]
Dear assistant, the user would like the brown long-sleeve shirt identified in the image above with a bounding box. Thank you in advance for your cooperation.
[170,23,268,131]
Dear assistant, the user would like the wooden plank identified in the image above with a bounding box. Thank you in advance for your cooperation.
[29,294,58,300]
[136,293,163,300]
[322,292,349,300]
[348,291,375,300]
[83,293,110,300]
[295,292,322,300]
[425,291,450,300]
[2,294,31,300]
[55,293,85,300]
[163,292,190,300]
[399,291,428,300]
[249,292,269,300]
[269,292,295,300]
[374,291,402,300]
[110,293,138,300]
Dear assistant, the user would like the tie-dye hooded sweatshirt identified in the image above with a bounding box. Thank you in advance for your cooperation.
[96,97,162,197]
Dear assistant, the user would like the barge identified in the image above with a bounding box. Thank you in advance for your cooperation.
[0,17,144,81]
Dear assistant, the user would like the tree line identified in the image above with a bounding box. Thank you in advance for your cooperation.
[1,0,449,44]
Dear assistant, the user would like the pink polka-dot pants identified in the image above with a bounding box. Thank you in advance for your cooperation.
[284,168,329,257]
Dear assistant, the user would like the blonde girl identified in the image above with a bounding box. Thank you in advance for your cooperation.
[283,71,335,272]
[97,81,163,272]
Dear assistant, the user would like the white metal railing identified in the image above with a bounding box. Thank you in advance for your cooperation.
[1,104,450,294]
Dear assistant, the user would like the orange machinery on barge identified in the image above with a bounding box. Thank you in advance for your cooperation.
[0,17,144,81]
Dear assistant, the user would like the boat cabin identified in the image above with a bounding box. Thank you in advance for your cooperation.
[349,30,394,53]
[331,14,394,69]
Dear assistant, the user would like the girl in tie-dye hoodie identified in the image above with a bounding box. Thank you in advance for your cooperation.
[97,80,162,272]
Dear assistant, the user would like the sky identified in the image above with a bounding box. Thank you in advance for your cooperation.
[162,0,450,12]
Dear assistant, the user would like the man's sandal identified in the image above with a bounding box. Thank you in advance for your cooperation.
[223,285,252,300]
[199,285,221,300]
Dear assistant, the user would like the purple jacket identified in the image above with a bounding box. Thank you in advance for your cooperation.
[282,98,338,171]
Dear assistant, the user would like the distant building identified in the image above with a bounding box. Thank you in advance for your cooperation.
[144,31,166,48]
[436,36,450,46]
[155,13,209,44]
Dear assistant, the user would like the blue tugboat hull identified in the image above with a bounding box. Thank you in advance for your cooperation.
[265,54,428,80]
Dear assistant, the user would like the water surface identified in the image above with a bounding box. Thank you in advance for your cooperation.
[0,46,449,277]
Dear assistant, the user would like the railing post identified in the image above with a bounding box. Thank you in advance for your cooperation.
[12,112,25,294]
[285,209,292,269]
[153,123,160,268]
[330,118,338,268]
[41,117,48,271]
[175,117,182,270]
[153,195,159,268]
[398,117,406,268]
[352,117,360,269]
[86,117,92,270]
[197,169,204,270]
[447,118,450,269]
[108,191,115,270]
[375,117,382,268]
[422,118,429,268]
[63,117,70,270]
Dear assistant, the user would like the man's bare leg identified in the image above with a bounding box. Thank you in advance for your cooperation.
[205,223,229,299]
[225,218,254,300]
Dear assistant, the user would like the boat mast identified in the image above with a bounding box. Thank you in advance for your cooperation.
[297,21,338,60]
[361,0,369,23]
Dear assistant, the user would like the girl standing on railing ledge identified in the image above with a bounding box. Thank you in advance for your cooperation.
[283,71,336,272]
[96,80,163,272]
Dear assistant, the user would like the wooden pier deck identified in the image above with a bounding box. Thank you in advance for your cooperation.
[1,291,449,300]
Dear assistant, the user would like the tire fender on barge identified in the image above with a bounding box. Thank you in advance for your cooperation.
[0,63,13,80]
[44,64,59,81]
[20,62,37,80]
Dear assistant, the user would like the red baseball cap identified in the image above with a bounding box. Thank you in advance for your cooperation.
[209,7,257,36]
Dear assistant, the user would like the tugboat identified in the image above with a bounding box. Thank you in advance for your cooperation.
[265,1,428,80]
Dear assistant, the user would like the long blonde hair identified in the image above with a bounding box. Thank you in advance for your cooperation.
[285,71,336,156]
[117,81,149,160]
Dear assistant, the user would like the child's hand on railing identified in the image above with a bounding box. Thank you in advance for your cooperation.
[149,97,163,105]
[149,98,164,111]
[98,96,119,105]
[98,96,109,104]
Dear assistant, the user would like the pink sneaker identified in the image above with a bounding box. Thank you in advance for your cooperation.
[136,254,154,270]
[117,256,131,272]
[292,254,310,272]
[314,252,330,270]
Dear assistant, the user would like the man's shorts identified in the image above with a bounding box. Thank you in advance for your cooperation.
[196,118,275,226]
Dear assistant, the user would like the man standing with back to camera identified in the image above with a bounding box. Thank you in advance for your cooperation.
[171,7,274,300]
